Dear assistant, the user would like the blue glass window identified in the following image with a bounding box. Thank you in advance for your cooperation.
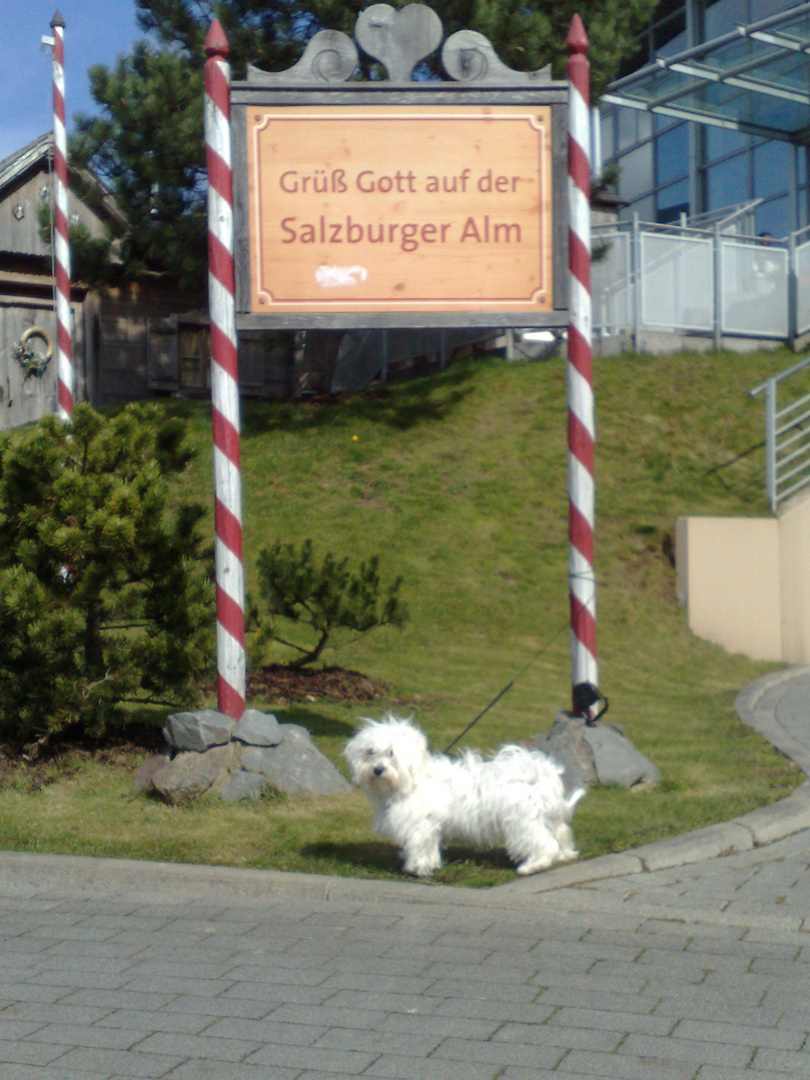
[657,178,690,222]
[706,153,749,208]
[705,126,749,163]
[753,141,791,200]
[655,124,689,186]
[619,143,655,201]
[754,196,789,238]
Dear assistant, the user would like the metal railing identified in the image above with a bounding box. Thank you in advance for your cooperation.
[593,213,799,347]
[751,354,810,513]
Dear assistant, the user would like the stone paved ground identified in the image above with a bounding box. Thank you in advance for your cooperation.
[1,827,809,1080]
[2,664,810,1079]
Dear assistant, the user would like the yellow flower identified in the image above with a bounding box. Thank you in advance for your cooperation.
[352,435,359,441]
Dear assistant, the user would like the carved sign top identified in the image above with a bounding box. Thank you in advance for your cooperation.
[246,3,552,86]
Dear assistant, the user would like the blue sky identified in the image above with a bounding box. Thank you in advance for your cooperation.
[0,0,141,162]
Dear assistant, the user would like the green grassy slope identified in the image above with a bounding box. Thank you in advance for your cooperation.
[0,347,803,884]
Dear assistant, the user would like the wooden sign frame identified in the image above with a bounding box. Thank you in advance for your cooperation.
[231,9,569,330]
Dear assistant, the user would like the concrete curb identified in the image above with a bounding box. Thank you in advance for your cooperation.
[2,668,809,907]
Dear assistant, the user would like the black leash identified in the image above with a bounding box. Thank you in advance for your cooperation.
[443,579,605,754]
[443,619,569,754]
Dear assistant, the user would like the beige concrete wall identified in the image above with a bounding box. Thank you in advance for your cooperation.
[778,491,810,664]
[675,516,782,661]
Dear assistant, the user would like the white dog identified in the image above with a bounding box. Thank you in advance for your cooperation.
[344,715,584,877]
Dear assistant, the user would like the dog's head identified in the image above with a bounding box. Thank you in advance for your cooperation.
[344,715,429,801]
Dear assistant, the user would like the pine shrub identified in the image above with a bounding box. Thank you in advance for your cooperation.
[254,539,407,668]
[0,403,213,745]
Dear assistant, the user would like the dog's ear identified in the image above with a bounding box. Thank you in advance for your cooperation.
[343,725,371,772]
[396,721,429,774]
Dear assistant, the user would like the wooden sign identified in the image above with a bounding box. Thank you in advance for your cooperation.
[245,105,554,316]
[231,6,569,329]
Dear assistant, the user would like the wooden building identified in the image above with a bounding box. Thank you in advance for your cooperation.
[0,134,294,431]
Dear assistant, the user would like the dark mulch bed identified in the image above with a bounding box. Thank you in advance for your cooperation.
[247,663,387,704]
[0,666,386,788]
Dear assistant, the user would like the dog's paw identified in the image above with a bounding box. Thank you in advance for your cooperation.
[515,856,553,876]
[403,855,441,877]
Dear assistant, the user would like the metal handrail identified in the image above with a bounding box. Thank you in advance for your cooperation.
[687,199,763,233]
[750,354,810,513]
[751,354,810,397]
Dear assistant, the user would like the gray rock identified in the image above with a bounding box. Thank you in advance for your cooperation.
[220,769,270,803]
[241,739,351,796]
[582,723,661,788]
[534,714,596,792]
[280,723,314,745]
[533,713,659,791]
[233,709,283,747]
[163,709,234,752]
[131,752,171,794]
[153,744,236,804]
[137,710,352,803]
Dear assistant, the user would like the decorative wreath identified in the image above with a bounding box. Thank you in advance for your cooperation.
[13,326,54,379]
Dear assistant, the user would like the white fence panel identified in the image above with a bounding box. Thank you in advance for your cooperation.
[796,239,810,338]
[640,233,714,332]
[592,231,632,335]
[721,239,788,338]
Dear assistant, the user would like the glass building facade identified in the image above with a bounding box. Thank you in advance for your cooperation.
[600,0,810,236]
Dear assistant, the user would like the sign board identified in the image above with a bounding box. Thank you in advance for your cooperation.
[232,58,568,329]
[244,104,554,317]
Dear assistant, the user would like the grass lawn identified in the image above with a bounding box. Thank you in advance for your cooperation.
[0,347,804,887]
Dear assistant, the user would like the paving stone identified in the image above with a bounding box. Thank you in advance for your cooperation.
[619,1032,755,1067]
[0,1041,73,1067]
[492,1022,624,1052]
[673,1017,804,1048]
[243,1043,378,1072]
[364,1057,503,1079]
[202,1017,326,1044]
[431,1037,567,1069]
[377,1012,501,1039]
[53,1046,185,1077]
[314,1027,445,1055]
[164,1063,299,1080]
[0,1067,112,1080]
[27,1023,143,1050]
[561,1050,698,1078]
[699,1069,803,1080]
[547,1006,674,1036]
[133,1030,262,1061]
[753,1046,810,1072]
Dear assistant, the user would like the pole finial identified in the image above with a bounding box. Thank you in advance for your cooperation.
[51,9,65,29]
[205,18,229,59]
[567,13,588,55]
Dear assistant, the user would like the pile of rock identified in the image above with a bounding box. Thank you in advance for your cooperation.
[133,708,352,804]
[531,713,661,793]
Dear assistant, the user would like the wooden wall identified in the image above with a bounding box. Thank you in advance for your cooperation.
[0,298,59,431]
[82,285,295,407]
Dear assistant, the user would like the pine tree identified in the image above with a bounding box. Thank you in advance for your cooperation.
[0,404,213,746]
[254,539,408,668]
[70,45,207,290]
[70,0,657,290]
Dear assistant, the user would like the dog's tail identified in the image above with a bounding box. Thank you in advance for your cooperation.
[565,787,586,813]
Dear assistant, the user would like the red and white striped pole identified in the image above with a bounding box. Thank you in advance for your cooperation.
[204,19,246,719]
[50,9,73,421]
[567,14,598,704]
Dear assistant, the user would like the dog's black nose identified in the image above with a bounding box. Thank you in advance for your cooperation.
[373,765,385,776]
